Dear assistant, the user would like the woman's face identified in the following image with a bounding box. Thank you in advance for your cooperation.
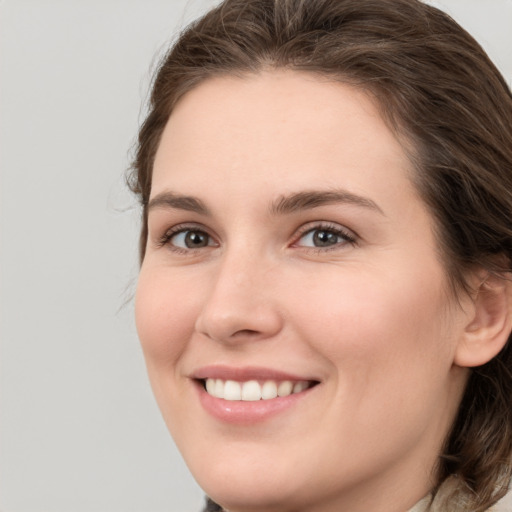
[136,71,470,512]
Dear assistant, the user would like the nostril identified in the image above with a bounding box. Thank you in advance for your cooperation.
[233,329,260,337]
[195,298,283,344]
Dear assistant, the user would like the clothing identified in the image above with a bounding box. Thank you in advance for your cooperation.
[408,495,431,512]
[203,498,222,511]
[408,493,509,512]
[202,495,434,511]
[202,497,433,511]
[203,492,510,511]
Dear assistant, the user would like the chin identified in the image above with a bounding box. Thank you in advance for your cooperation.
[203,484,298,512]
[186,449,304,512]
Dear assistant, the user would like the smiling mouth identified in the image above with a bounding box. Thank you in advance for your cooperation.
[201,378,318,401]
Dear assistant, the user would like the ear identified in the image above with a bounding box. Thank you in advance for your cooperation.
[454,271,512,368]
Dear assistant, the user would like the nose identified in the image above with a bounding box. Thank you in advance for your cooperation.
[194,249,283,345]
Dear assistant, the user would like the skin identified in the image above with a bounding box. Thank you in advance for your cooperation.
[135,71,474,512]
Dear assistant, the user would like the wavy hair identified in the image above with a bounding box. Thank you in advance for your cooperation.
[129,1,512,510]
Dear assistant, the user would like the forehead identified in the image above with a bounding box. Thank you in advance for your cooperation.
[151,70,416,210]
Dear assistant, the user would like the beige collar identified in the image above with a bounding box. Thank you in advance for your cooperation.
[408,495,431,512]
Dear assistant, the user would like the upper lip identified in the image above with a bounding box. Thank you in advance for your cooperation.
[191,365,320,383]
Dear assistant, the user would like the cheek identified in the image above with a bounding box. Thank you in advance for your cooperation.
[289,261,455,383]
[285,264,460,458]
[135,266,198,368]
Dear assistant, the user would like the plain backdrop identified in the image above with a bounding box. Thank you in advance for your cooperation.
[1,1,511,511]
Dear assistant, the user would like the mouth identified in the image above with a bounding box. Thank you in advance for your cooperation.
[191,365,321,404]
[191,366,321,423]
[201,378,318,401]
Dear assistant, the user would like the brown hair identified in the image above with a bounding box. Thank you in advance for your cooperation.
[129,0,512,509]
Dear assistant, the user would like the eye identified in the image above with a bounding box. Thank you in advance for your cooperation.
[294,224,355,249]
[162,227,217,251]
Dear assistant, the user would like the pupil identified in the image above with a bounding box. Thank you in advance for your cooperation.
[185,231,208,248]
[313,230,337,247]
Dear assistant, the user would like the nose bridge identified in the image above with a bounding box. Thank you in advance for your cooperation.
[195,242,282,343]
[225,239,271,289]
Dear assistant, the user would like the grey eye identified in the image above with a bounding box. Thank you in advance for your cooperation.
[298,229,346,248]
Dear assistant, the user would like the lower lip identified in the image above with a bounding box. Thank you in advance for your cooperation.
[195,381,316,425]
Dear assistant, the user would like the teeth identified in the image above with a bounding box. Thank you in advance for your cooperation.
[261,381,278,400]
[224,380,242,401]
[277,381,293,397]
[214,379,224,398]
[206,378,216,396]
[241,380,261,401]
[293,381,307,393]
[204,378,312,401]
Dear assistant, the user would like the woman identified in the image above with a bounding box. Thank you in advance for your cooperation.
[130,0,512,510]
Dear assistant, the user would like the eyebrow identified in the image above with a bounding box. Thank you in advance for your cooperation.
[269,189,384,216]
[147,191,210,215]
[146,188,383,217]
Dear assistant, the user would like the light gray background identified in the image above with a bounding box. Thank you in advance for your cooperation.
[1,1,511,511]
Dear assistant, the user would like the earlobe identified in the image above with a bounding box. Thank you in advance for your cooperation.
[454,272,512,368]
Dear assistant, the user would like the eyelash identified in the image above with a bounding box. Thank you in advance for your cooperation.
[157,223,216,254]
[157,222,357,254]
[293,222,357,252]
